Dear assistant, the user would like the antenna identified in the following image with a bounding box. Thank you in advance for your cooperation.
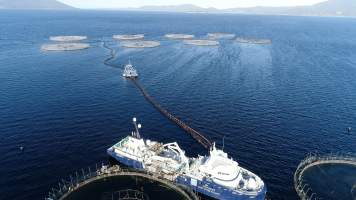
[222,135,226,151]
[132,117,142,139]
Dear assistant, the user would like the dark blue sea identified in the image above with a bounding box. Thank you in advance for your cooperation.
[0,10,355,200]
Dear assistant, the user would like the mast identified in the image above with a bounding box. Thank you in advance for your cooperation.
[132,117,142,139]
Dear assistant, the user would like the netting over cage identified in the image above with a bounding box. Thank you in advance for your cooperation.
[294,153,356,200]
[101,189,149,200]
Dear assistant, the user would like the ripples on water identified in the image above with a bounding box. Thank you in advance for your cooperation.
[0,10,356,200]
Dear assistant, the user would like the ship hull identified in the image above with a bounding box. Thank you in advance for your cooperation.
[176,176,267,200]
[107,149,144,170]
[108,149,266,200]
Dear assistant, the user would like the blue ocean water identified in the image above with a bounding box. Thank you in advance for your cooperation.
[0,10,355,200]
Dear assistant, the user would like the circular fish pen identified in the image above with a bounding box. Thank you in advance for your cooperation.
[207,33,236,40]
[235,37,272,44]
[164,34,195,40]
[294,153,356,200]
[100,189,148,200]
[184,39,219,46]
[41,43,90,51]
[113,34,145,40]
[46,164,198,200]
[49,36,87,42]
[121,41,160,48]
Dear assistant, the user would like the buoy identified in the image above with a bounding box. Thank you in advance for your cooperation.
[19,146,24,151]
[348,127,352,134]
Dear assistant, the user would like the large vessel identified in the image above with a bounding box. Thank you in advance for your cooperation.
[107,118,266,200]
[122,61,138,78]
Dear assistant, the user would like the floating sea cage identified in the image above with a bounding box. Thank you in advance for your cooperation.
[45,163,199,200]
[113,34,145,40]
[235,37,272,44]
[294,152,356,200]
[101,189,149,200]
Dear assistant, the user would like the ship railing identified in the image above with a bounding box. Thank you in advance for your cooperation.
[294,152,356,200]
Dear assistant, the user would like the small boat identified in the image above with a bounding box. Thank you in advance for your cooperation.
[123,60,138,78]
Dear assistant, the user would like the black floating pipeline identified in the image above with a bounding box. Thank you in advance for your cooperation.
[131,79,212,149]
[102,40,119,68]
[100,41,212,149]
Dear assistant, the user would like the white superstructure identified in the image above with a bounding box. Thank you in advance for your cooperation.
[122,61,138,78]
[186,143,264,193]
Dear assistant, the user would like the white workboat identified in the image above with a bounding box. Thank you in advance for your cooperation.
[122,61,138,78]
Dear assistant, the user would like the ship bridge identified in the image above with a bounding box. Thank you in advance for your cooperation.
[197,144,264,194]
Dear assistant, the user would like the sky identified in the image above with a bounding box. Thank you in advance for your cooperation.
[58,0,327,9]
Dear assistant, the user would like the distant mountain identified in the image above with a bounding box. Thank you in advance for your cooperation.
[1,0,354,16]
[226,0,356,16]
[0,0,74,10]
[129,0,356,16]
[131,4,217,13]
[295,0,356,16]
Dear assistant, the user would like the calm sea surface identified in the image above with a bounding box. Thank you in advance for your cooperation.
[0,10,355,200]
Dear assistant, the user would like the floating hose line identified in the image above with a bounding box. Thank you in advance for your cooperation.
[102,40,119,68]
[101,42,212,149]
[131,79,212,149]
